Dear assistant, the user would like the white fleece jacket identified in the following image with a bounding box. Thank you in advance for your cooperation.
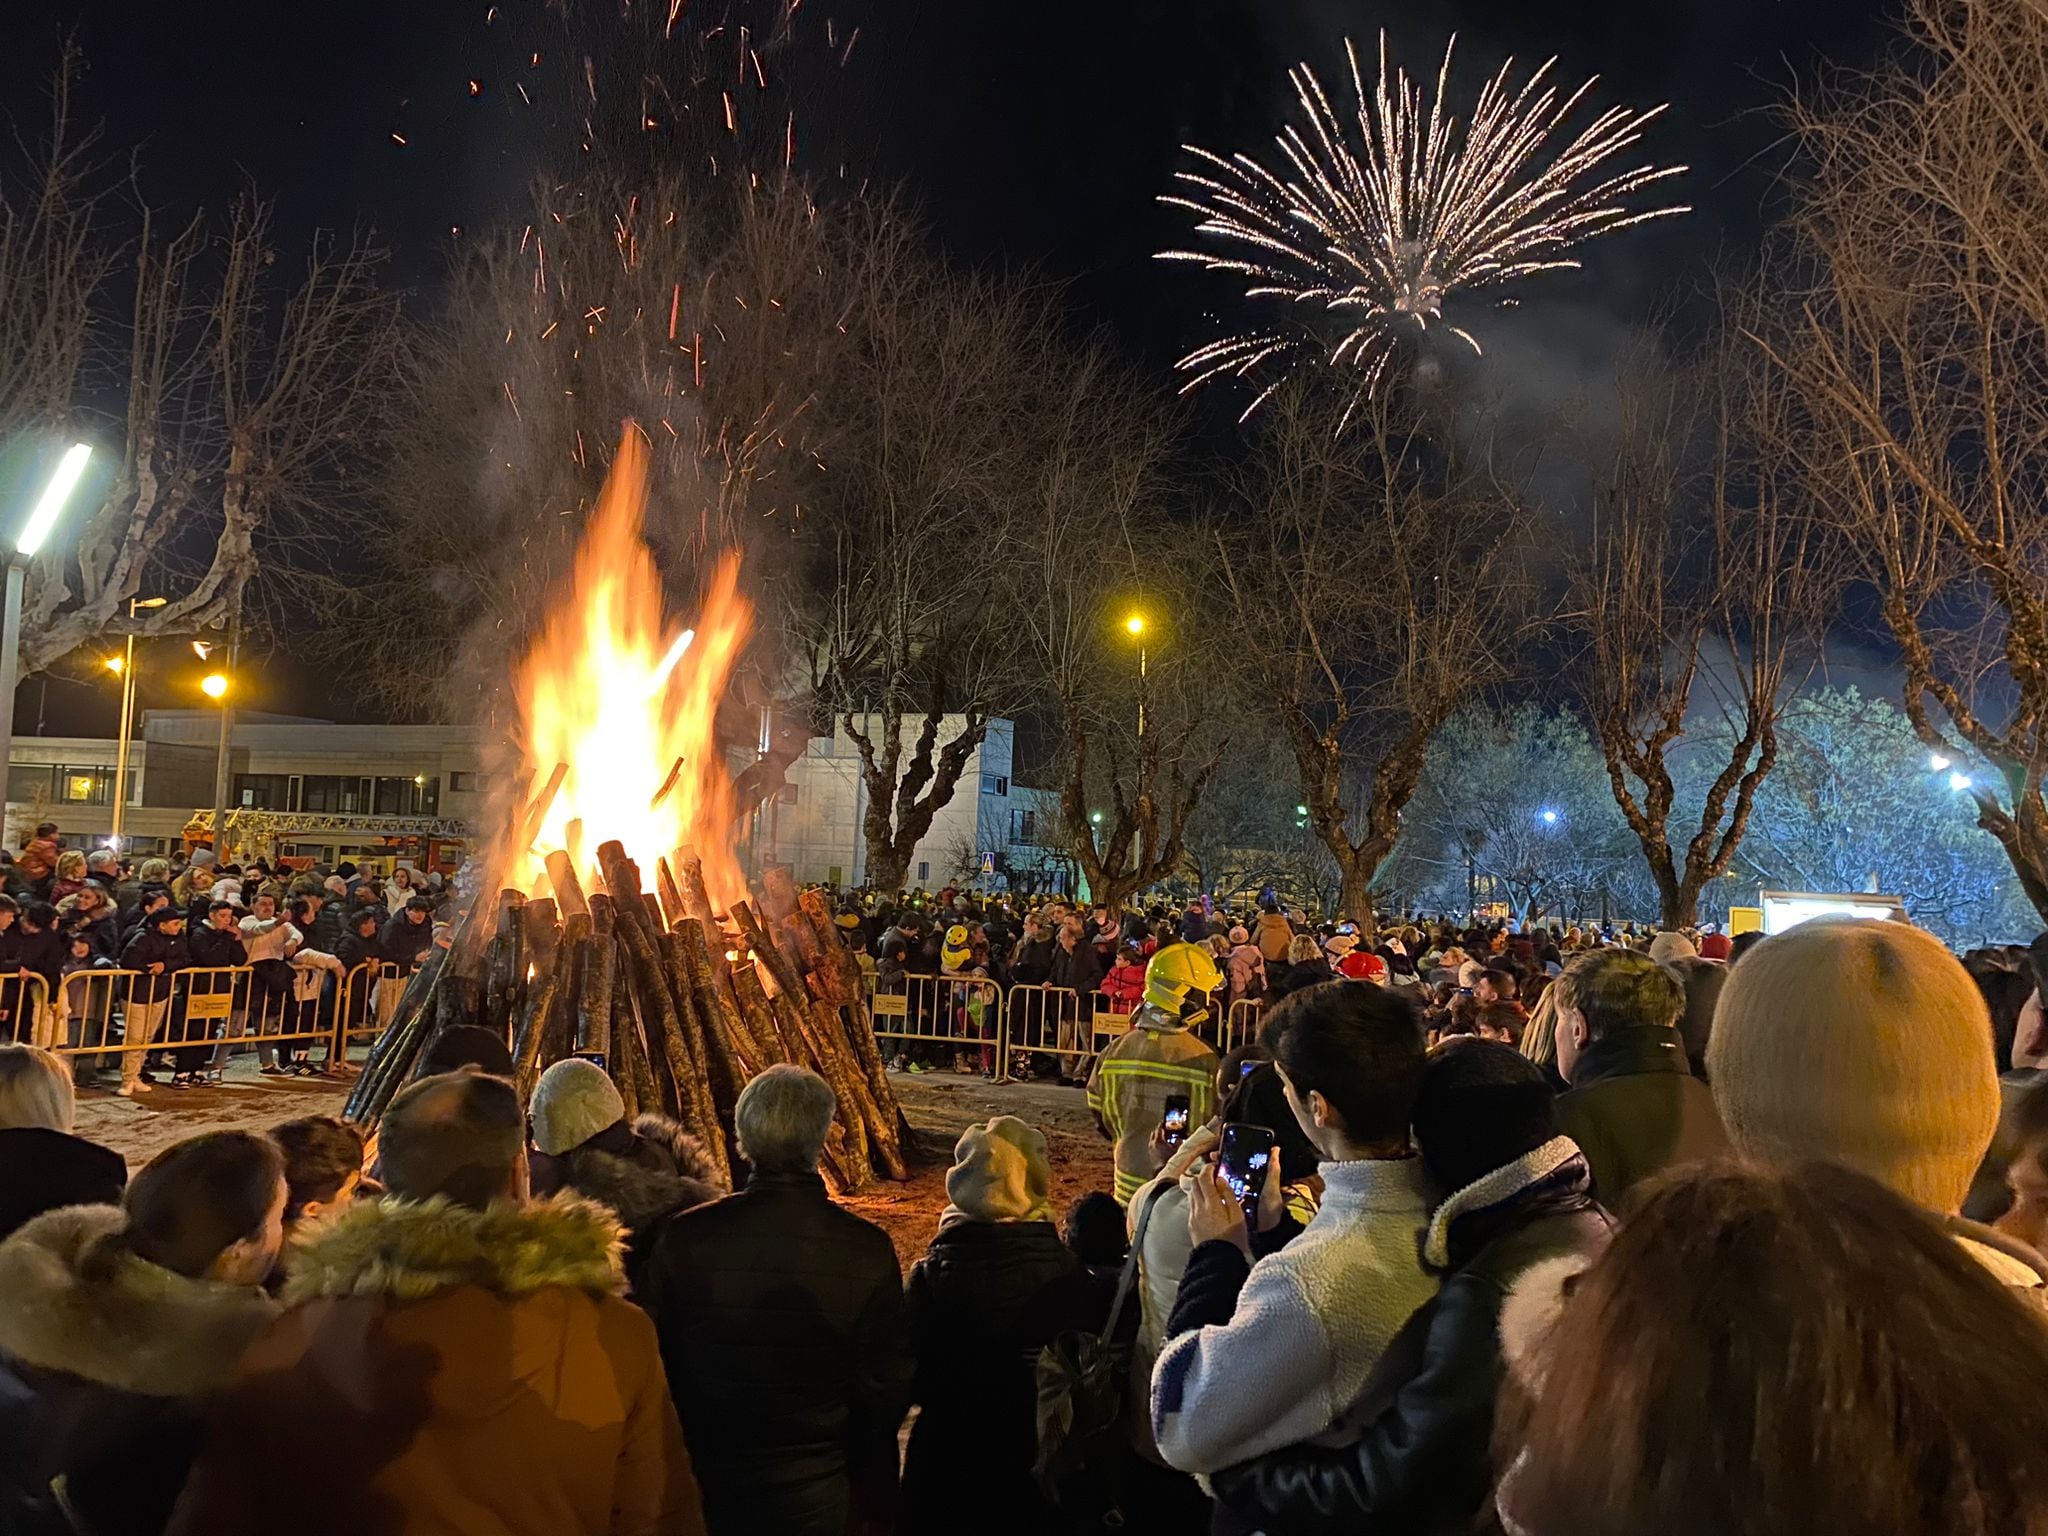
[1149,1155,1436,1473]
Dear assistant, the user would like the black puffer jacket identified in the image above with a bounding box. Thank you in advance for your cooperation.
[530,1114,725,1291]
[900,1219,1105,1536]
[1210,1151,1612,1536]
[638,1169,911,1536]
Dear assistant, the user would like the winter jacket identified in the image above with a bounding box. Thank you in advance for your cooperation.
[1087,1010,1221,1203]
[379,911,434,971]
[637,1169,912,1536]
[334,927,385,975]
[236,915,299,967]
[1151,1156,1438,1475]
[1006,934,1055,987]
[0,1205,277,1536]
[530,1115,725,1293]
[1269,957,1335,1003]
[0,1128,126,1243]
[876,926,922,993]
[168,1194,705,1536]
[1254,911,1296,965]
[1226,942,1267,1003]
[61,907,119,964]
[1050,938,1107,1001]
[1102,960,1148,1012]
[1557,1025,1730,1209]
[900,1219,1105,1536]
[186,924,247,972]
[1210,1145,1613,1536]
[119,925,186,1005]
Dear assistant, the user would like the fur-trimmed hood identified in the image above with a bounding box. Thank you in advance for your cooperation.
[281,1193,627,1307]
[0,1205,277,1396]
[553,1114,725,1235]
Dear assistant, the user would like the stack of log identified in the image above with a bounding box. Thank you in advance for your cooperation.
[345,837,909,1194]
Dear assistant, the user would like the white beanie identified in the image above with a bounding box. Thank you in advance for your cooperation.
[1707,917,1998,1214]
[529,1058,625,1156]
[210,878,243,905]
[1647,930,1697,965]
[943,1115,1053,1224]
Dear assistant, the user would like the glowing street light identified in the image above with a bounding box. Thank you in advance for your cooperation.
[200,672,229,700]
[1121,612,1150,738]
[1124,614,1146,637]
[1949,771,1973,793]
[0,443,96,809]
[1090,810,1104,826]
[1929,752,1952,772]
[1540,808,1560,825]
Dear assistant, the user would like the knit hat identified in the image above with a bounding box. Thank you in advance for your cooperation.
[1413,1040,1561,1195]
[1707,917,1999,1214]
[1228,925,1250,946]
[1324,932,1358,957]
[1647,930,1697,965]
[943,1115,1053,1223]
[188,848,217,870]
[210,878,243,905]
[529,1058,625,1156]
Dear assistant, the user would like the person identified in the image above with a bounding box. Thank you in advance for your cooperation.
[169,1070,706,1536]
[528,1058,725,1290]
[876,911,924,995]
[1062,1189,1130,1302]
[1669,953,1727,1079]
[187,899,249,1082]
[1088,943,1225,1204]
[1517,986,1568,1094]
[1254,901,1295,967]
[1494,1161,2048,1536]
[268,1115,365,1231]
[1709,916,2048,1290]
[383,863,416,911]
[1268,932,1333,1003]
[1209,1041,1612,1535]
[16,822,59,894]
[118,904,188,1094]
[1225,925,1267,1007]
[1050,913,1108,1060]
[1994,1082,2048,1252]
[638,1067,909,1536]
[60,881,119,961]
[1150,981,1436,1483]
[380,895,435,975]
[901,1117,1103,1536]
[1103,941,1148,1012]
[1551,947,1728,1208]
[0,1131,285,1536]
[49,850,87,906]
[240,892,306,1075]
[0,1043,126,1241]
[419,1021,516,1077]
[1473,999,1525,1046]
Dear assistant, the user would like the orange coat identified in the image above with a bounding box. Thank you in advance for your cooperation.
[169,1194,705,1536]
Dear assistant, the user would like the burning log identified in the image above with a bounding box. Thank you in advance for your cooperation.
[674,847,716,924]
[578,895,616,1055]
[655,857,686,930]
[797,887,912,1153]
[543,850,591,920]
[511,943,565,1103]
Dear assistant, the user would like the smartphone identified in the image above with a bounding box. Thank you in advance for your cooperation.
[1161,1093,1191,1147]
[1237,1058,1260,1084]
[1218,1122,1276,1218]
[573,1050,609,1073]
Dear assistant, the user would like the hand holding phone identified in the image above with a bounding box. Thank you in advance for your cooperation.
[1161,1093,1191,1148]
[1218,1123,1277,1221]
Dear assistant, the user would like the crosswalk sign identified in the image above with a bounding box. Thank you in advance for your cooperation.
[980,851,995,877]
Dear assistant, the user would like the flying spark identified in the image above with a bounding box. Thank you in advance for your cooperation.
[1159,34,1688,423]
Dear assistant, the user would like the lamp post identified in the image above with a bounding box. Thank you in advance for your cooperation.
[1123,614,1148,739]
[202,666,232,856]
[104,595,168,850]
[0,444,93,823]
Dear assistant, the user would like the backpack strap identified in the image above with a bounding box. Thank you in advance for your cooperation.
[1101,1180,1171,1345]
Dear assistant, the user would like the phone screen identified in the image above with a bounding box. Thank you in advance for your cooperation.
[1219,1123,1276,1217]
[1237,1058,1260,1084]
[1161,1094,1191,1146]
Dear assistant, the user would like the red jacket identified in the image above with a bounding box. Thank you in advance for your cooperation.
[1102,961,1147,1011]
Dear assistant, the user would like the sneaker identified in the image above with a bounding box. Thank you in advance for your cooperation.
[259,1063,288,1077]
[168,1074,193,1090]
[292,1063,318,1077]
[117,1079,152,1096]
[907,1061,930,1074]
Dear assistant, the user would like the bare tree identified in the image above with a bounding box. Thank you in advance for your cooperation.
[1766,0,2048,918]
[1565,333,1823,929]
[1216,381,1531,934]
[1,58,398,674]
[799,228,1055,892]
[1010,343,1211,911]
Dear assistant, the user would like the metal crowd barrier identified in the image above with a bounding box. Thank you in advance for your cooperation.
[867,971,1007,1078]
[29,959,411,1079]
[1221,998,1265,1053]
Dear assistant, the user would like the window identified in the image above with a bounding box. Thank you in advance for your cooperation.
[371,776,440,815]
[449,771,490,792]
[1010,808,1036,845]
[917,862,929,883]
[298,775,365,813]
[827,866,843,887]
[6,767,50,801]
[775,782,798,805]
[981,774,1009,796]
[60,768,112,806]
[235,773,290,810]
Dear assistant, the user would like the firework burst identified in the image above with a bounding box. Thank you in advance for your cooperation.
[1160,34,1688,422]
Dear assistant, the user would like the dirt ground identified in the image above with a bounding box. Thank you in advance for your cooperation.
[78,1059,1113,1271]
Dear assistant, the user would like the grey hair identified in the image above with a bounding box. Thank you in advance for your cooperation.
[0,1043,74,1132]
[734,1065,837,1174]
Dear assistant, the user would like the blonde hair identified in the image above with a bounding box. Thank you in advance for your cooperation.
[137,858,170,884]
[1287,933,1321,965]
[1521,986,1560,1070]
[0,1043,75,1132]
[55,850,86,882]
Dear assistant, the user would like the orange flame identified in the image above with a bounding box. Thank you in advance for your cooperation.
[506,426,752,911]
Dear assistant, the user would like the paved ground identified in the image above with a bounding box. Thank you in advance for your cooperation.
[79,1058,1115,1272]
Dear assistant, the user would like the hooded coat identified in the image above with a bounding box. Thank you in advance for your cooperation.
[0,1205,278,1536]
[166,1194,706,1536]
[530,1116,725,1292]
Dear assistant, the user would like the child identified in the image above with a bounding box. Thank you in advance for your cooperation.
[265,1114,367,1292]
[57,931,116,1088]
[1104,943,1148,1013]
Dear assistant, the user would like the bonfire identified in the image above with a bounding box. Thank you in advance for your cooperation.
[345,427,907,1193]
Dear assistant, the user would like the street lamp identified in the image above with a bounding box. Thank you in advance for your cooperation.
[1929,752,1952,772]
[0,444,94,815]
[1949,770,1973,793]
[105,594,168,850]
[1540,808,1560,826]
[202,669,232,854]
[1122,613,1148,739]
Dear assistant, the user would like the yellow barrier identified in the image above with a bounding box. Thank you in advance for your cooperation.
[1003,982,1099,1081]
[868,972,1005,1078]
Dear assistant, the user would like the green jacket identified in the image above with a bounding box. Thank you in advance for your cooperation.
[1557,1026,1729,1210]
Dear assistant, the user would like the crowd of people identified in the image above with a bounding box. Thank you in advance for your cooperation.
[0,821,455,1094]
[3,887,2048,1533]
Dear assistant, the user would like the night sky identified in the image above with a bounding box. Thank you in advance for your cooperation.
[5,0,1897,728]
